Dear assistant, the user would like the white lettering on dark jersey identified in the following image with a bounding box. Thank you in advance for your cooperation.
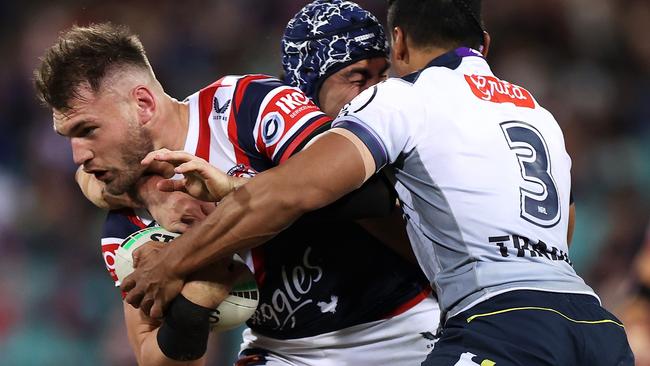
[248,247,325,330]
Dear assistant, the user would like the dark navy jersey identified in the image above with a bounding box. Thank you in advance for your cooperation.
[99,74,430,339]
[246,216,429,339]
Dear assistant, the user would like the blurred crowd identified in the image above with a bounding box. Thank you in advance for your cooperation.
[0,0,647,365]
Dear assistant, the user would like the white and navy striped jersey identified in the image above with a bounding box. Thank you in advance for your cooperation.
[333,48,596,318]
[101,74,433,338]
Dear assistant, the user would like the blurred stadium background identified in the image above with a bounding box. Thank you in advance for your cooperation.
[0,0,648,364]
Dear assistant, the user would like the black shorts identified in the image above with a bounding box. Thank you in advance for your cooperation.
[422,290,634,366]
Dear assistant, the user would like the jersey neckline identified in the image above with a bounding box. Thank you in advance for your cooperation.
[401,47,484,84]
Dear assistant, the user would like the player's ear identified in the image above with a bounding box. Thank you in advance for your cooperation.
[481,31,491,58]
[391,26,408,64]
[133,85,156,126]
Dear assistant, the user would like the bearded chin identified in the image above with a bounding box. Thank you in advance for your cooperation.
[105,125,154,196]
[104,166,146,196]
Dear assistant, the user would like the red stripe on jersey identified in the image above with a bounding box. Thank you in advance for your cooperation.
[381,286,432,319]
[277,115,331,164]
[125,211,147,229]
[251,247,266,287]
[256,88,323,159]
[229,75,269,165]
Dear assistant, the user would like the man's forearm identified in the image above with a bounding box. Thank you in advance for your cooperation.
[165,170,304,276]
[164,132,368,277]
[303,173,396,222]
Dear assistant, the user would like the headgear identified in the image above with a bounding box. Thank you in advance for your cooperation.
[281,0,389,104]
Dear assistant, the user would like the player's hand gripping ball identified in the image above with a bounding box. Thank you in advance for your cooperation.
[115,226,259,332]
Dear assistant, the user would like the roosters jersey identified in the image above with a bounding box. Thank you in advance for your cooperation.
[333,48,596,318]
[101,74,433,338]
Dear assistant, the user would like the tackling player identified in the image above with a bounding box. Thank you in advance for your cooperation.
[35,2,441,365]
[122,0,635,365]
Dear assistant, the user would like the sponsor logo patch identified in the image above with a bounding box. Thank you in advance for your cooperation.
[213,97,231,121]
[261,112,285,146]
[214,98,231,114]
[465,74,535,109]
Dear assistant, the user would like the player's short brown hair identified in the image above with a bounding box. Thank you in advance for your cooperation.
[34,22,151,111]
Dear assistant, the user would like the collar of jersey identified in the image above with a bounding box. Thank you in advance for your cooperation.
[401,47,483,83]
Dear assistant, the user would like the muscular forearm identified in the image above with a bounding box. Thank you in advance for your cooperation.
[165,133,367,277]
[303,173,396,221]
[166,170,305,276]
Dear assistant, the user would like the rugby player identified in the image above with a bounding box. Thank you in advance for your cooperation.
[35,2,441,365]
[124,0,635,364]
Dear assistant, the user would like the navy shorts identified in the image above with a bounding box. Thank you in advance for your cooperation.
[422,290,634,366]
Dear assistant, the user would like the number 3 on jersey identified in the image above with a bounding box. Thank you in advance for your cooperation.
[501,121,560,228]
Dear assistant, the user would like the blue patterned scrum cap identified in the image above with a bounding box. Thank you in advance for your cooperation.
[281,0,389,104]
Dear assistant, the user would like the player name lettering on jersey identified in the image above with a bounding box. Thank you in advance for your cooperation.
[464,74,535,109]
[248,247,326,331]
[488,234,572,265]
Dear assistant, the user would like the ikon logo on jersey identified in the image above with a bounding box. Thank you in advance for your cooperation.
[255,86,324,159]
[262,112,285,145]
[272,89,319,119]
[465,74,535,109]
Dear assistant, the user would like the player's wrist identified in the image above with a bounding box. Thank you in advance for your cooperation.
[156,294,212,361]
[210,176,243,201]
[160,239,192,281]
[231,177,248,191]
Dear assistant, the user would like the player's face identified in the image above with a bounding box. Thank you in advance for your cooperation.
[53,85,153,195]
[318,57,389,118]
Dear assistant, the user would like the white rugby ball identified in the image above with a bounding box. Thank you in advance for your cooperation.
[115,226,259,332]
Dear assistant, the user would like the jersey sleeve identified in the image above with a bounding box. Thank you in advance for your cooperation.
[100,209,148,288]
[233,76,332,165]
[332,82,416,173]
